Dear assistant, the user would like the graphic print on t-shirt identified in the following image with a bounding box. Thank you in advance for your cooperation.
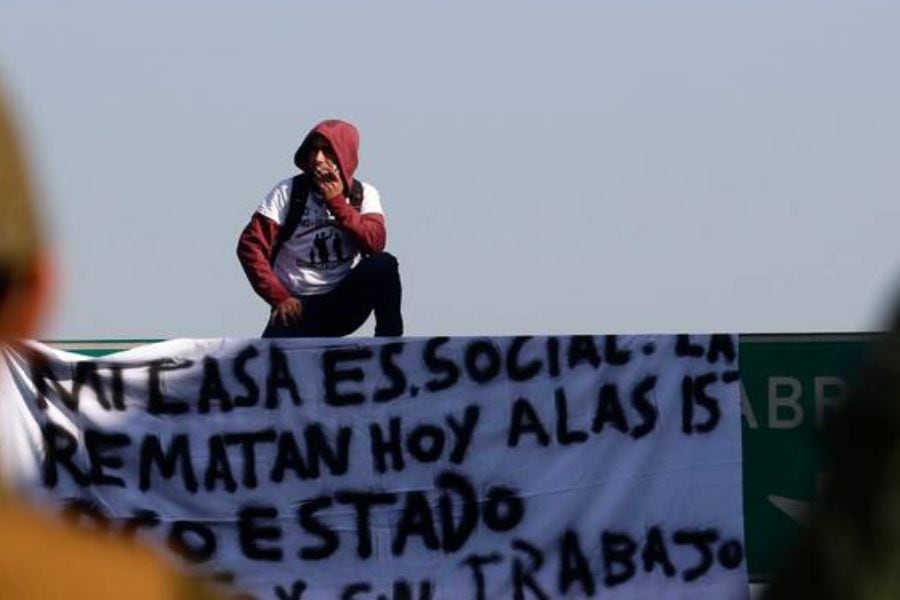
[285,197,358,270]
[296,225,351,269]
[257,177,384,296]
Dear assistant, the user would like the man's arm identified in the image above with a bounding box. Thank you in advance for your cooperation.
[314,164,387,253]
[322,196,387,253]
[236,213,293,306]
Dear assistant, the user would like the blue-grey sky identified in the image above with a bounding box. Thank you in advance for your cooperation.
[1,1,898,339]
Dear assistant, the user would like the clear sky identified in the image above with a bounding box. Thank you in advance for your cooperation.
[1,1,898,339]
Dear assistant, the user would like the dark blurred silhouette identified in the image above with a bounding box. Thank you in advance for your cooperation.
[765,320,900,598]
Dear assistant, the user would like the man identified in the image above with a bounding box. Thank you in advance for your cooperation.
[237,119,403,337]
[0,82,215,599]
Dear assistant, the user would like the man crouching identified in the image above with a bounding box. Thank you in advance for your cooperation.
[237,119,403,337]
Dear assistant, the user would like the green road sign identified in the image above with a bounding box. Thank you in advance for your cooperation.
[47,335,877,582]
[46,339,158,357]
[740,334,874,581]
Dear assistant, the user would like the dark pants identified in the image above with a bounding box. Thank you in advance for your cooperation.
[262,252,403,338]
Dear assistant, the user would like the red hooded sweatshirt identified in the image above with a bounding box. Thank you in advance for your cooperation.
[237,120,387,306]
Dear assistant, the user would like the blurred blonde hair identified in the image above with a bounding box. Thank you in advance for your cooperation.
[0,85,40,303]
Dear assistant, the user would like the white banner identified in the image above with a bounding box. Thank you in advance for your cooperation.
[0,335,746,599]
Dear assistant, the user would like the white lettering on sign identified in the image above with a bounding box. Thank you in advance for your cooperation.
[768,377,803,430]
[814,376,846,428]
[740,381,759,430]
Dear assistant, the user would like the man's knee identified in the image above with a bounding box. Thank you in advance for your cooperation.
[365,252,400,277]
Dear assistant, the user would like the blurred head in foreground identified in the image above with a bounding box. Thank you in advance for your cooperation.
[0,88,49,339]
[0,83,215,599]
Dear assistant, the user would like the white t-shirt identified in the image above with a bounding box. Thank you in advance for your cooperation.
[256,177,384,296]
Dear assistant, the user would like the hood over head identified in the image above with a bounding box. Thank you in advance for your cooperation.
[294,119,359,193]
